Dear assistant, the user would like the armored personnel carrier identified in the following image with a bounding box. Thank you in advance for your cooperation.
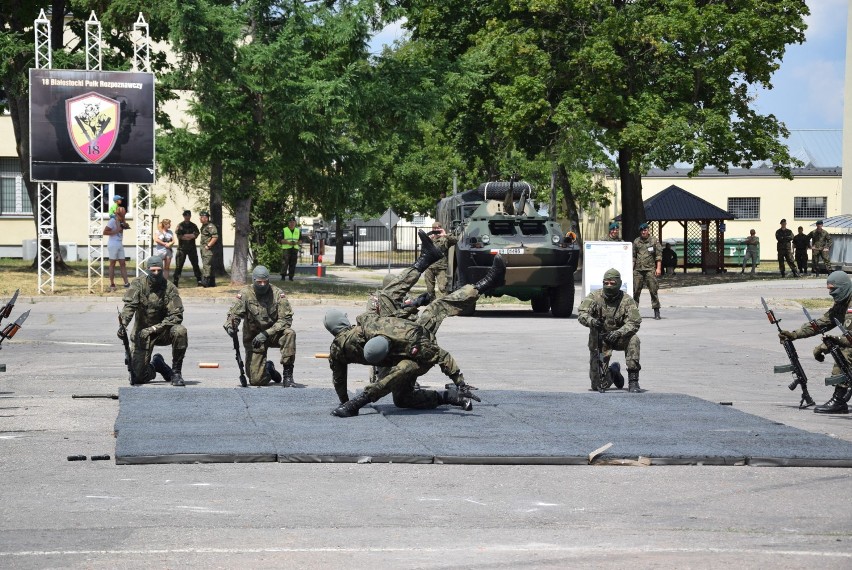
[435,179,579,317]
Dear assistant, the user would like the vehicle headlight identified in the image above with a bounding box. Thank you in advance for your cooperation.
[551,234,561,245]
[481,234,490,245]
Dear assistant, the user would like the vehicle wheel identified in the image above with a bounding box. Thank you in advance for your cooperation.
[531,293,550,313]
[550,283,575,318]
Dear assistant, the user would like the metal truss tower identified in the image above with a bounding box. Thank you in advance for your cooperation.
[85,13,106,293]
[132,14,153,273]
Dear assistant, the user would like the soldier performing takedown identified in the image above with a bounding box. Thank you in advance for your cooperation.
[224,265,297,386]
[118,255,188,386]
[578,268,643,392]
[323,232,506,417]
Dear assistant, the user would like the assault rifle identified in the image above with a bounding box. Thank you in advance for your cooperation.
[760,297,814,409]
[593,312,612,393]
[824,317,852,387]
[117,308,138,386]
[230,317,248,387]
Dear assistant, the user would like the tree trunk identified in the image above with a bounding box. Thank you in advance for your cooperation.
[209,159,227,277]
[334,217,344,265]
[231,194,252,285]
[618,147,645,244]
[555,164,581,244]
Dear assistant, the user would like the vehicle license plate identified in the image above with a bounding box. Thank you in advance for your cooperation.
[492,248,524,255]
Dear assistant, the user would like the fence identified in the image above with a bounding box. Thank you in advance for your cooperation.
[353,225,427,268]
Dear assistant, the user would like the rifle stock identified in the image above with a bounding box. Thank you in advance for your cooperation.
[230,318,248,387]
[760,297,814,409]
[117,308,138,386]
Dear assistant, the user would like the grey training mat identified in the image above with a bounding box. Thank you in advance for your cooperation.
[114,388,852,466]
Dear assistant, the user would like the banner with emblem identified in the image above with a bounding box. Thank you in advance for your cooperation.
[29,69,155,184]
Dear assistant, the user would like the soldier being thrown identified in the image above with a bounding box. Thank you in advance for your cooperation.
[118,255,188,386]
[779,270,852,414]
[578,268,643,392]
[224,265,297,386]
[323,233,506,417]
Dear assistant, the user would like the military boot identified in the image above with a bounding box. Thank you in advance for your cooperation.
[473,254,507,293]
[173,275,180,287]
[170,350,186,387]
[442,385,473,411]
[814,386,849,414]
[266,360,282,384]
[653,308,661,320]
[331,391,371,417]
[412,230,443,272]
[627,370,641,393]
[208,275,217,288]
[282,363,295,387]
[610,362,625,389]
[152,353,173,381]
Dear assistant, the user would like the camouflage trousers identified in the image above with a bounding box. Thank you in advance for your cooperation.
[364,359,444,409]
[243,328,296,386]
[131,324,189,383]
[587,333,640,386]
[777,250,797,275]
[812,250,832,275]
[423,264,449,300]
[417,284,478,333]
[633,270,660,310]
[200,247,214,279]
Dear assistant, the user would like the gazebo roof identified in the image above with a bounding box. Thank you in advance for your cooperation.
[616,185,735,222]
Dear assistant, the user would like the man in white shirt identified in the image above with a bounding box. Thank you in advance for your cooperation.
[103,216,130,291]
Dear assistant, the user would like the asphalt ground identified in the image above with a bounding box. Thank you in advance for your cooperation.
[0,275,850,568]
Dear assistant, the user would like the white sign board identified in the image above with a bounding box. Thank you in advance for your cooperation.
[582,241,634,297]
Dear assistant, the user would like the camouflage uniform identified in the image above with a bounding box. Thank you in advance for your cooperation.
[808,226,833,275]
[120,275,187,383]
[601,231,622,242]
[775,225,798,276]
[226,284,296,386]
[578,287,642,387]
[199,220,219,281]
[742,234,759,273]
[423,233,459,300]
[632,233,662,310]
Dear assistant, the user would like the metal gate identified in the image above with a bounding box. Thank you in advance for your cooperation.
[353,225,425,269]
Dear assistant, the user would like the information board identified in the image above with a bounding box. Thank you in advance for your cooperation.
[582,241,634,297]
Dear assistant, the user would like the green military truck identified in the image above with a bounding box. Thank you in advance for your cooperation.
[435,180,580,317]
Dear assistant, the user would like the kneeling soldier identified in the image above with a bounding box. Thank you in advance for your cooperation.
[118,255,188,386]
[224,265,297,386]
[578,268,643,392]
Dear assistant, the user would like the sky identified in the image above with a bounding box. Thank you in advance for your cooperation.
[371,2,847,132]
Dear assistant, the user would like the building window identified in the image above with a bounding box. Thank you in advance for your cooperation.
[793,196,826,219]
[727,197,759,220]
[412,215,426,225]
[91,183,132,218]
[0,158,32,216]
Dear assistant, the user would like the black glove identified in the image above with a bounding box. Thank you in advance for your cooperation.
[117,326,127,340]
[813,344,827,362]
[459,385,482,403]
[224,323,235,336]
[252,331,268,349]
[589,318,603,330]
[604,331,621,345]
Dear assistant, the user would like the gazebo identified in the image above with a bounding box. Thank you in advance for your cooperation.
[617,185,736,273]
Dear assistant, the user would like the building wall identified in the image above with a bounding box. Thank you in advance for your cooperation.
[580,171,843,254]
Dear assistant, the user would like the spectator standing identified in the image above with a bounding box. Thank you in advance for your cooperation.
[280,217,300,281]
[154,219,175,280]
[198,210,219,288]
[741,229,759,274]
[775,219,799,278]
[103,215,129,292]
[173,210,202,287]
[792,226,811,276]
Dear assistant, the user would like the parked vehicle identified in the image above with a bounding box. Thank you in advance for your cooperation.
[436,179,580,317]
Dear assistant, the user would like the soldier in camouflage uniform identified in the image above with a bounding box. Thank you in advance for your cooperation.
[602,222,621,242]
[198,210,219,287]
[632,222,663,319]
[422,222,459,301]
[224,265,296,386]
[775,219,799,278]
[780,270,852,414]
[324,236,506,417]
[808,220,833,276]
[118,255,188,386]
[578,268,643,393]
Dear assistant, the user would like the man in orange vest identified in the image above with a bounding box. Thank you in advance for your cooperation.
[280,217,301,281]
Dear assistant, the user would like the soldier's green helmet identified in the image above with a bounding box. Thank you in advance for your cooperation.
[323,309,351,336]
[363,336,390,364]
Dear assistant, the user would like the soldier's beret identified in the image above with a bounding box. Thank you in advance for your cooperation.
[183,209,191,216]
[817,220,824,225]
[200,210,210,217]
[780,218,787,224]
[638,222,649,230]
